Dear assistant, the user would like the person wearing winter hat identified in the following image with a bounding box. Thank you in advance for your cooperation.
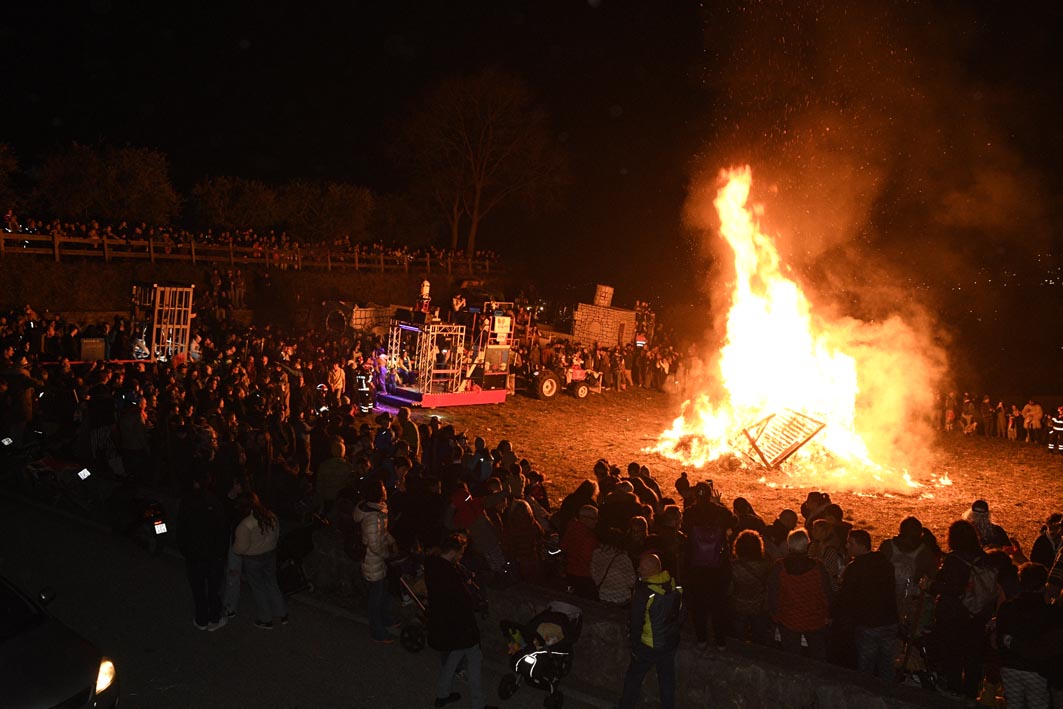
[963,500,1011,548]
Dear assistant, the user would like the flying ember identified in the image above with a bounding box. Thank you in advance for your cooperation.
[653,166,945,493]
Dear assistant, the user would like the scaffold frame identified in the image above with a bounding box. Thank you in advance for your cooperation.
[149,285,195,362]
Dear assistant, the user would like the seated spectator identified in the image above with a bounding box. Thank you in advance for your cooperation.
[590,527,637,605]
[768,529,833,660]
[963,499,1011,549]
[598,480,644,534]
[626,515,649,562]
[730,530,771,644]
[1030,513,1062,568]
[555,479,597,534]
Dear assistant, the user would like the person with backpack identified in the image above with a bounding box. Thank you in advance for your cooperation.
[617,553,685,709]
[880,516,942,616]
[682,481,736,651]
[929,519,1000,700]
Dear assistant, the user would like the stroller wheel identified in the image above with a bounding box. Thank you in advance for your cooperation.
[498,674,519,700]
[543,690,563,708]
[400,624,426,652]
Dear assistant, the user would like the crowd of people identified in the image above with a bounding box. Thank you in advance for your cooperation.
[4,297,1063,708]
[3,209,498,269]
[940,391,1063,451]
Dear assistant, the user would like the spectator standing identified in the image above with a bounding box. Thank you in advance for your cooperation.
[994,563,1055,709]
[590,527,638,605]
[767,529,833,659]
[730,530,772,644]
[501,499,544,583]
[618,553,684,709]
[177,470,230,631]
[682,482,736,650]
[561,504,599,599]
[834,529,899,681]
[233,493,288,629]
[425,534,496,709]
[929,520,997,700]
[353,480,398,643]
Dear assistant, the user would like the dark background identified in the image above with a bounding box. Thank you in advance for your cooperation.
[1,0,1061,391]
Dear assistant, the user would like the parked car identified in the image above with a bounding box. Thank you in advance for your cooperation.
[0,574,119,708]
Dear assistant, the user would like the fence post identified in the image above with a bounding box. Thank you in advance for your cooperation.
[447,254,452,275]
[53,232,60,262]
[354,250,359,271]
[379,253,384,273]
[426,253,431,274]
[149,236,156,264]
[327,249,332,272]
[190,237,197,265]
[103,236,110,263]
[484,257,490,274]
[229,238,235,266]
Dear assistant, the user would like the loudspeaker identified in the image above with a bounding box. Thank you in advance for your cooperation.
[79,338,106,362]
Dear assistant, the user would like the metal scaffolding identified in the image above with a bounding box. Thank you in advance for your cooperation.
[149,285,195,362]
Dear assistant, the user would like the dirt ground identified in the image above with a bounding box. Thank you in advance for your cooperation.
[411,387,1063,550]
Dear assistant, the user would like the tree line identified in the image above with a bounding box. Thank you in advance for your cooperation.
[0,69,567,256]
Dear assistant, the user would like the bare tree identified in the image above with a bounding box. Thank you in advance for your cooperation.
[189,176,278,233]
[401,68,567,255]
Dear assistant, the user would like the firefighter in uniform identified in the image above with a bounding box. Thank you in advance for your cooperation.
[1048,406,1063,453]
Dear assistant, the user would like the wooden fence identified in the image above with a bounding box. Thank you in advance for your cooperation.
[0,230,495,276]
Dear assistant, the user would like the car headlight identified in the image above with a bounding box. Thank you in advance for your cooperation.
[96,657,116,694]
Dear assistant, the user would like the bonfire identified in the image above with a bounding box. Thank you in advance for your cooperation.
[652,167,950,494]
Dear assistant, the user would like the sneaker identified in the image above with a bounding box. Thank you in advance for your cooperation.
[279,615,289,626]
[225,609,237,619]
[192,620,208,631]
[371,637,394,644]
[254,620,274,630]
[207,617,228,632]
[433,692,461,707]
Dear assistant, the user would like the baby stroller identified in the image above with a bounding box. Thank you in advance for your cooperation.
[276,515,327,595]
[498,601,582,708]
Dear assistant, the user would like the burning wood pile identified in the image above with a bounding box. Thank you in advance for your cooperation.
[652,167,951,494]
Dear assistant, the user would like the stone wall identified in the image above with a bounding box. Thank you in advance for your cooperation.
[572,303,637,348]
[303,534,958,709]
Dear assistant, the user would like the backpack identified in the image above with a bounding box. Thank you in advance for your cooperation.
[960,557,999,616]
[688,525,726,568]
[889,542,923,599]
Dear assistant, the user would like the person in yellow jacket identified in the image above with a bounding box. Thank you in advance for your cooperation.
[618,553,684,709]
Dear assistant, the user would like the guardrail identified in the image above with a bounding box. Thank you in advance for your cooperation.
[0,230,496,275]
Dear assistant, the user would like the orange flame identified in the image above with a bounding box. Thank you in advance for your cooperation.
[654,166,940,492]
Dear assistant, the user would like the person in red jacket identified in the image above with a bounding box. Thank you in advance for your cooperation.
[561,504,599,599]
[767,528,834,659]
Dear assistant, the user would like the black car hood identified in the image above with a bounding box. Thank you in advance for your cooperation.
[0,615,100,709]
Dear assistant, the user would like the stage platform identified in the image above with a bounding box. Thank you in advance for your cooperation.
[377,386,507,409]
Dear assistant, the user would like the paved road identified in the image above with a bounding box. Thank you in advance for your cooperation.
[0,493,607,709]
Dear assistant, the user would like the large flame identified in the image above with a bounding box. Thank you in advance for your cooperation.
[654,166,941,492]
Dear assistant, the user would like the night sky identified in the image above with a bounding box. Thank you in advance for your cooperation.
[2,0,1061,390]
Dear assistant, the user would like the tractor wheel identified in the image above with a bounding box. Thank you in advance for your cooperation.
[325,309,349,336]
[498,674,519,700]
[536,371,560,399]
[571,382,589,399]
